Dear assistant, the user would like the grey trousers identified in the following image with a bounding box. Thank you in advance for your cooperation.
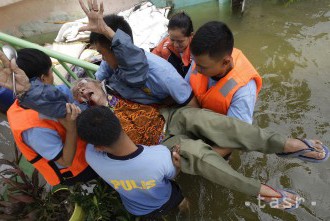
[160,106,287,196]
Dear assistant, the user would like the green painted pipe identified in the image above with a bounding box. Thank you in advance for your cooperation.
[0,32,99,73]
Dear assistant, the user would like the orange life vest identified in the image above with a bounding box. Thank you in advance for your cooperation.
[7,100,89,186]
[152,36,192,77]
[190,48,262,115]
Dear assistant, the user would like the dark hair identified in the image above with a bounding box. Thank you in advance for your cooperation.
[168,11,193,37]
[190,21,234,59]
[16,48,52,79]
[90,14,133,49]
[77,106,122,146]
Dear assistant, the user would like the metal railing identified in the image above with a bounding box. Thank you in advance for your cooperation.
[0,32,98,87]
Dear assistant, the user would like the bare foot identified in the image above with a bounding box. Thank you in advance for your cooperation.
[259,184,300,210]
[283,139,326,160]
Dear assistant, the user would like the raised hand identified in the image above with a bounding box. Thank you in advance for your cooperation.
[0,51,30,95]
[78,0,115,38]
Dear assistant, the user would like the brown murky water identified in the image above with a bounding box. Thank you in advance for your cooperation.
[1,0,329,220]
[171,0,330,220]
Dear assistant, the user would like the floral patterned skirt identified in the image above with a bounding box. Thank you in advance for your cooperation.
[112,96,165,146]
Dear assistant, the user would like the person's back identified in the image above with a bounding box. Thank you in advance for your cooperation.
[77,106,186,218]
[152,12,193,79]
[85,144,176,215]
[92,14,194,106]
[189,21,262,124]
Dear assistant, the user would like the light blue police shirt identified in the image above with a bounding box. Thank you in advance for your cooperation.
[85,144,176,216]
[95,29,193,105]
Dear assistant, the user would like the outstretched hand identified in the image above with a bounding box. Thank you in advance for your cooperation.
[78,0,115,38]
[0,51,30,94]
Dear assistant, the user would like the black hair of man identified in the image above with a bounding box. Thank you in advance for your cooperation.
[168,11,193,37]
[90,14,134,49]
[190,21,234,60]
[77,106,122,147]
[16,48,52,79]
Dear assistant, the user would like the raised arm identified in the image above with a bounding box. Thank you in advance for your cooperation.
[78,0,149,87]
[78,0,115,39]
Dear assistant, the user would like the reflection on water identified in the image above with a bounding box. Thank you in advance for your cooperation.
[172,0,330,220]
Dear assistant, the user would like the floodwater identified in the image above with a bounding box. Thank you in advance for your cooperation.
[172,0,330,220]
[0,0,329,220]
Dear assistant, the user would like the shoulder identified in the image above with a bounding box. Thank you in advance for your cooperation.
[85,144,105,163]
[235,80,257,97]
[143,145,173,167]
[143,145,171,155]
[152,37,172,58]
[157,36,171,48]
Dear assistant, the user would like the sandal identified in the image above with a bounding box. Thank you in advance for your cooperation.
[276,138,329,163]
[259,188,301,211]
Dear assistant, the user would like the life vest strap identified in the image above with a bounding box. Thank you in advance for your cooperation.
[48,160,64,183]
[29,154,42,164]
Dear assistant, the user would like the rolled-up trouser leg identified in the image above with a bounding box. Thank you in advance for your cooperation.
[166,107,286,154]
[162,135,261,196]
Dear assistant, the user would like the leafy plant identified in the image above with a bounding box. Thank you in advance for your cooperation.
[70,178,135,221]
[0,149,164,221]
[0,149,73,221]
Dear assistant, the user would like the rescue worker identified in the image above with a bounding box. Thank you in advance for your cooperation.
[152,11,194,79]
[190,21,262,124]
[6,49,97,186]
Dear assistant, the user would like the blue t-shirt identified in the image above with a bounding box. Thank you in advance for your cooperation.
[85,144,176,216]
[95,29,192,105]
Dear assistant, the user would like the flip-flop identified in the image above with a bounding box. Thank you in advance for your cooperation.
[260,188,301,211]
[276,139,329,163]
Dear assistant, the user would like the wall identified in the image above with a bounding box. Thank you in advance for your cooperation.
[0,0,22,7]
[150,0,215,8]
[0,0,142,37]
